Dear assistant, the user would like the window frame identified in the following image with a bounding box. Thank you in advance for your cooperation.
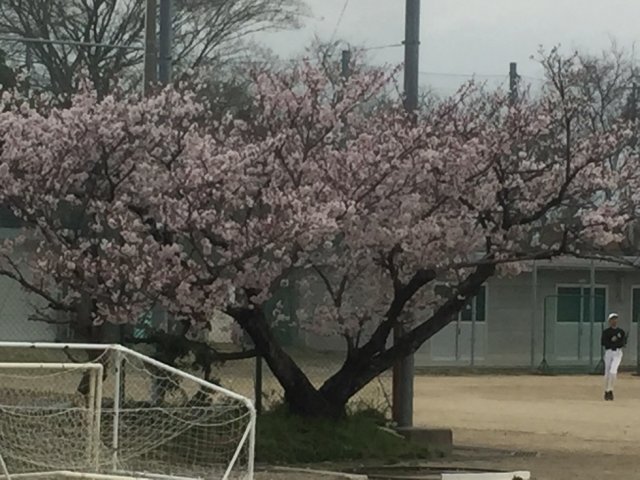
[555,283,608,324]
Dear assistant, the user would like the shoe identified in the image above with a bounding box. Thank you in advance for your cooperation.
[604,391,612,401]
[610,391,615,401]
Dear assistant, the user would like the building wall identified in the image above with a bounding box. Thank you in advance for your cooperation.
[293,265,640,370]
[0,274,56,341]
[0,228,56,342]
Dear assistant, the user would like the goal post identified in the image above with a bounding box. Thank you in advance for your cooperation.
[0,342,256,480]
[0,361,104,474]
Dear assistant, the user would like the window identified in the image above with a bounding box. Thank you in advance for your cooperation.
[0,205,22,228]
[632,287,640,323]
[556,286,606,323]
[133,311,154,339]
[435,284,486,323]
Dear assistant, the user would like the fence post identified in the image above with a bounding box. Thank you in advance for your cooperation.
[470,296,476,367]
[637,315,640,375]
[254,355,263,415]
[539,296,549,372]
[530,261,537,370]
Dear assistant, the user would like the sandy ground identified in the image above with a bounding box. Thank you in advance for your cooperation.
[5,348,639,479]
[414,373,640,479]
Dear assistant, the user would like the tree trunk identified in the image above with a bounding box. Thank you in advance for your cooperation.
[75,293,108,396]
[231,264,495,418]
[230,306,347,418]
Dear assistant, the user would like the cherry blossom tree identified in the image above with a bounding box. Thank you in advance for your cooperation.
[0,49,637,417]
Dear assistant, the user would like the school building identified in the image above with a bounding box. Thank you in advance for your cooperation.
[1,222,639,372]
[294,257,640,371]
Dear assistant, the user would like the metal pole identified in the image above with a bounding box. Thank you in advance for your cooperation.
[402,0,420,113]
[578,292,584,361]
[112,351,123,472]
[509,62,518,104]
[341,49,351,79]
[540,296,549,372]
[92,365,103,473]
[158,0,173,85]
[393,0,420,429]
[254,355,263,415]
[143,0,158,95]
[636,298,640,375]
[470,296,476,367]
[87,367,97,469]
[455,316,460,361]
[530,261,537,369]
[589,261,596,369]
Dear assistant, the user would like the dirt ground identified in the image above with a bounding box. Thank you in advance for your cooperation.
[414,373,640,480]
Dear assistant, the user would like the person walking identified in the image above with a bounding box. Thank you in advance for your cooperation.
[601,313,626,401]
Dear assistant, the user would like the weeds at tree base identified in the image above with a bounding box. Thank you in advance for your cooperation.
[255,404,431,464]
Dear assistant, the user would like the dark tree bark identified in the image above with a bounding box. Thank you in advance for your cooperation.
[229,305,346,418]
[230,263,495,418]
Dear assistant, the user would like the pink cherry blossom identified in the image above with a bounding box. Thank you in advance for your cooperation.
[0,49,637,412]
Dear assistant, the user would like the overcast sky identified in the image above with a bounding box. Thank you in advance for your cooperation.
[255,0,640,96]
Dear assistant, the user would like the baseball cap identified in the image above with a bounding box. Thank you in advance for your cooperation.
[608,313,619,320]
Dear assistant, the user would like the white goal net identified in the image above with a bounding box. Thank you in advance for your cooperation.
[0,343,256,480]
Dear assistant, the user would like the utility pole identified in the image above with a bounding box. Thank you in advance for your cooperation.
[341,49,351,79]
[25,45,32,71]
[143,0,158,95]
[158,0,173,85]
[393,0,420,429]
[509,62,518,104]
[403,0,420,113]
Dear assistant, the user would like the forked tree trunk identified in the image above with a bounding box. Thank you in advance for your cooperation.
[231,264,496,418]
[229,306,348,418]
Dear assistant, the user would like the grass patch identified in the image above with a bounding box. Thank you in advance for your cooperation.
[256,406,431,464]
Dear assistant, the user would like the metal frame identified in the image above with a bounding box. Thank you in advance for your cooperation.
[629,285,640,372]
[0,342,257,480]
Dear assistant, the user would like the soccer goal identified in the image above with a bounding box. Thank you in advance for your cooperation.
[0,342,256,480]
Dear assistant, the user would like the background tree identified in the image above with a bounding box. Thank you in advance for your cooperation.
[0,0,306,97]
[0,48,637,418]
[0,48,16,90]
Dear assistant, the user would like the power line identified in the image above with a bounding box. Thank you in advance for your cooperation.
[0,35,143,51]
[419,70,507,79]
[418,70,547,85]
[329,0,350,44]
[362,42,404,52]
